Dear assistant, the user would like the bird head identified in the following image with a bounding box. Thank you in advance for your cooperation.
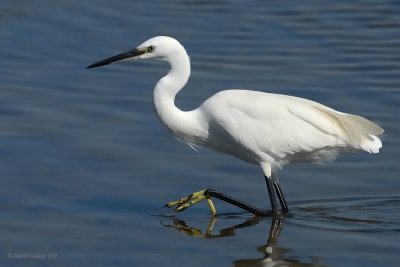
[87,36,185,69]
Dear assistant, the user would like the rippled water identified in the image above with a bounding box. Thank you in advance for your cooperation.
[0,1,399,266]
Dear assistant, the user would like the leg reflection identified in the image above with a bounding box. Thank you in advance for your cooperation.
[161,215,263,238]
[233,216,286,266]
[161,215,326,266]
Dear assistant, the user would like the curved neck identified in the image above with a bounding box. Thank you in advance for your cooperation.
[153,49,195,139]
[155,51,190,104]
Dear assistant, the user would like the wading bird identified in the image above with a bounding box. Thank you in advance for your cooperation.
[87,36,384,216]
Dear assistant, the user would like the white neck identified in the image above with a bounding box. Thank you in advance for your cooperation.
[153,48,204,143]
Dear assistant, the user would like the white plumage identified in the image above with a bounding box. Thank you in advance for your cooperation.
[88,36,384,215]
[148,36,383,173]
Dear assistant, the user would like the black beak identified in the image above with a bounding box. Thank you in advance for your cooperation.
[87,48,145,69]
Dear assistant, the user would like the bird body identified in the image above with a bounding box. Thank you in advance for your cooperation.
[88,36,384,215]
[197,90,383,166]
[147,36,383,173]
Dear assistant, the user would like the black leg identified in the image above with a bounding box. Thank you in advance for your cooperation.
[273,181,289,213]
[206,189,272,216]
[264,175,278,213]
[165,175,289,216]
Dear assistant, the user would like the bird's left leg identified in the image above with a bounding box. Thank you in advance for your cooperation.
[165,188,272,216]
[165,189,217,216]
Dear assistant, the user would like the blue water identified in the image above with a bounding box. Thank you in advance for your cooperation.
[0,1,399,266]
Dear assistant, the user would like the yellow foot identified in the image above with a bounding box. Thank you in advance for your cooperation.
[165,189,217,216]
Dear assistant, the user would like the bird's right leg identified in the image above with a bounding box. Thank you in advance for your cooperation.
[265,174,290,214]
[264,175,279,213]
[262,164,288,214]
[273,180,289,213]
[269,172,289,213]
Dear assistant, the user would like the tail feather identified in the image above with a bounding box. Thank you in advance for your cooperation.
[339,114,384,153]
[362,134,382,153]
[313,105,384,153]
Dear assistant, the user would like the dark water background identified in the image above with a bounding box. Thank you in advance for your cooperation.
[0,0,399,266]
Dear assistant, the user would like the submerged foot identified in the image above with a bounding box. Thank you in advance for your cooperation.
[164,189,217,216]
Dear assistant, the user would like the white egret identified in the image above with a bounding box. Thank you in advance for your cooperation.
[87,36,384,216]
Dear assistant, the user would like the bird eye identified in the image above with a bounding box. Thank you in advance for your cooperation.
[147,45,155,52]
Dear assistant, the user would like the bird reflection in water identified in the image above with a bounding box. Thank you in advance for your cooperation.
[161,215,325,267]
[161,214,265,238]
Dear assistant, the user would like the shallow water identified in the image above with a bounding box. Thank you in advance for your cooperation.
[0,0,399,266]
